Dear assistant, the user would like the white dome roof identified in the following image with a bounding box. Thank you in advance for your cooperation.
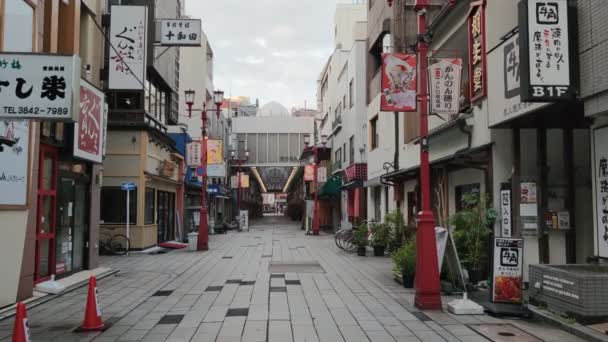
[259,101,290,117]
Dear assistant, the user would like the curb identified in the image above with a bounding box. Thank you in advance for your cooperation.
[528,305,608,342]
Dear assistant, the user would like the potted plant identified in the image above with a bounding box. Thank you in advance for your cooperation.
[353,225,368,256]
[371,223,390,256]
[392,239,416,288]
[450,193,497,284]
[385,209,414,252]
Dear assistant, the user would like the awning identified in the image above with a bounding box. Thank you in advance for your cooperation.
[318,174,342,198]
[364,176,382,188]
[342,179,363,190]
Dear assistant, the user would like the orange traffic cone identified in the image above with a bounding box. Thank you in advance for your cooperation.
[12,302,31,342]
[76,276,106,332]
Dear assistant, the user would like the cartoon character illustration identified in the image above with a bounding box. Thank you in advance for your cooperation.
[383,54,417,110]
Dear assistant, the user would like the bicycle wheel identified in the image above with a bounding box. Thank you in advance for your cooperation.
[99,233,113,256]
[110,234,130,255]
[335,229,347,249]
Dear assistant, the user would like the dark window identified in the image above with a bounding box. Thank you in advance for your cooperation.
[101,187,136,224]
[374,187,381,220]
[343,96,346,110]
[116,92,141,110]
[349,135,354,165]
[342,143,346,162]
[145,188,155,224]
[349,79,354,108]
[335,148,341,165]
[455,183,481,211]
[370,116,379,149]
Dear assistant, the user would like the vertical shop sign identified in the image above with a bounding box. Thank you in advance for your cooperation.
[381,53,417,112]
[186,142,201,166]
[501,190,512,237]
[492,238,524,303]
[109,6,147,90]
[74,79,105,163]
[595,126,608,258]
[428,58,463,116]
[519,0,576,101]
[468,1,487,102]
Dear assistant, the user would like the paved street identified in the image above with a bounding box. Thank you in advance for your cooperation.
[0,217,585,342]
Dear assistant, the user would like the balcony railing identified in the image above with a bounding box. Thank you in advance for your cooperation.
[331,115,342,131]
[331,160,342,174]
[344,163,368,182]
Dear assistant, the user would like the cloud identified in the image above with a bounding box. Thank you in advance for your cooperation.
[253,38,267,48]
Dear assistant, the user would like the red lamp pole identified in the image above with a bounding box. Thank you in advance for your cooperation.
[414,0,442,310]
[312,144,320,235]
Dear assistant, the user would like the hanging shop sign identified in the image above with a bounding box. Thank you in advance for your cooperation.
[207,164,226,178]
[240,174,250,188]
[0,53,80,121]
[304,165,315,182]
[317,167,327,184]
[468,1,487,102]
[74,79,105,163]
[109,5,147,90]
[0,120,30,207]
[186,141,201,166]
[492,238,524,304]
[207,140,223,164]
[500,189,512,238]
[231,175,238,189]
[487,32,549,127]
[519,0,576,101]
[428,58,462,116]
[158,19,202,46]
[594,126,608,258]
[381,53,417,112]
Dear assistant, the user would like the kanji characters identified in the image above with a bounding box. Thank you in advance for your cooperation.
[41,75,66,100]
[15,78,32,99]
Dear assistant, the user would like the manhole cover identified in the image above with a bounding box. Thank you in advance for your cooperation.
[469,324,542,341]
[269,261,325,273]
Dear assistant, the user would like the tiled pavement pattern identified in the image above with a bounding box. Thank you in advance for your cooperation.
[0,217,585,342]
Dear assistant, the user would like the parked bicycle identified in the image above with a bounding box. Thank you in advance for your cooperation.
[99,229,130,256]
[334,219,376,253]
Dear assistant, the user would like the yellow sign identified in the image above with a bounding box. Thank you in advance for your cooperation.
[207,139,223,164]
[240,174,250,188]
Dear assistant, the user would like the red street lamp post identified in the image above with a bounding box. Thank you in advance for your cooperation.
[230,150,249,216]
[184,88,224,251]
[304,133,327,236]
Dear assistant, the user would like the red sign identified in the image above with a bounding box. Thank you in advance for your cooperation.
[304,165,315,182]
[381,53,417,112]
[468,1,487,103]
[74,79,105,163]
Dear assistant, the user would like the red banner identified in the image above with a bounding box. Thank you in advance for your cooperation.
[381,53,417,112]
[74,80,105,163]
[304,165,315,182]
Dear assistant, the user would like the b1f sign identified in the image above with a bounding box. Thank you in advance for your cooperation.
[519,0,577,101]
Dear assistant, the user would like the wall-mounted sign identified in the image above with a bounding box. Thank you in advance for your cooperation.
[468,1,487,102]
[487,32,549,127]
[0,120,29,207]
[594,126,608,258]
[0,53,80,121]
[187,142,201,166]
[74,79,105,163]
[492,238,524,304]
[519,0,576,101]
[428,58,462,116]
[159,19,202,46]
[500,189,512,238]
[109,5,147,90]
[304,165,315,182]
[207,140,223,164]
[381,53,417,112]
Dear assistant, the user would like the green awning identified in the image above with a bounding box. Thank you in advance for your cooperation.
[318,174,342,198]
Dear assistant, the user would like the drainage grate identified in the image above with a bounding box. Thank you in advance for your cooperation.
[152,290,173,297]
[158,315,184,325]
[269,261,325,274]
[270,287,287,292]
[222,256,233,259]
[411,312,432,322]
[205,286,223,292]
[226,308,249,317]
[285,280,301,285]
[270,274,285,278]
[226,279,242,284]
[240,281,256,286]
[469,324,543,341]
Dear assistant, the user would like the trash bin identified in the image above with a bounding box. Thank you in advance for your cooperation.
[188,232,198,251]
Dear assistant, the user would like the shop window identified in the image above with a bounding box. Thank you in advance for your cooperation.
[455,183,481,211]
[335,148,341,165]
[145,188,155,224]
[100,187,136,224]
[370,116,379,149]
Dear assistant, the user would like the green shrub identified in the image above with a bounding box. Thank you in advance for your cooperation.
[392,239,416,277]
[371,223,391,247]
[353,224,368,247]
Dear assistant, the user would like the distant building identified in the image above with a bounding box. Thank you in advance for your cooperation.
[292,108,318,118]
[260,101,290,117]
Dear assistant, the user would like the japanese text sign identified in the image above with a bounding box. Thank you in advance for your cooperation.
[381,53,417,112]
[109,6,147,90]
[492,238,523,304]
[428,58,462,116]
[317,167,327,183]
[500,190,512,238]
[187,142,201,166]
[207,140,223,165]
[519,0,575,101]
[159,19,202,46]
[468,2,487,102]
[0,120,29,206]
[74,79,105,163]
[0,53,80,121]
[595,127,608,258]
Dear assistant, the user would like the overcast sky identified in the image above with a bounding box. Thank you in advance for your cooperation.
[185,0,345,111]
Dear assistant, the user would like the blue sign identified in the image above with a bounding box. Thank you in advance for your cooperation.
[207,184,219,194]
[196,166,206,177]
[121,182,136,191]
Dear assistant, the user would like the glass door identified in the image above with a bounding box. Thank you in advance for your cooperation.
[36,145,58,283]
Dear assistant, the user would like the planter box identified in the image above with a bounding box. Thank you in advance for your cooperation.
[529,264,608,324]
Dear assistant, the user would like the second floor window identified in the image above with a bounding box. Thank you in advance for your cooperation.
[349,79,354,108]
[370,116,379,150]
[350,135,354,165]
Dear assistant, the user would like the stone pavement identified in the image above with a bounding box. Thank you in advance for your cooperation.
[0,217,586,341]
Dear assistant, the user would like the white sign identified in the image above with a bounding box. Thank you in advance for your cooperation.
[207,164,226,178]
[74,79,105,163]
[487,32,548,127]
[317,167,327,183]
[186,142,201,166]
[109,5,147,90]
[500,190,512,238]
[428,58,462,116]
[0,120,29,206]
[159,19,202,46]
[0,54,80,121]
[521,0,574,101]
[594,126,608,258]
[239,210,249,231]
[492,238,524,303]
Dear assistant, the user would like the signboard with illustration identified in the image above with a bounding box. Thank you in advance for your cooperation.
[381,53,417,112]
[207,139,223,164]
[159,19,202,46]
[492,238,524,304]
[0,120,29,207]
[428,58,462,116]
[109,6,147,90]
[0,54,80,121]
[74,79,105,163]
[595,126,608,258]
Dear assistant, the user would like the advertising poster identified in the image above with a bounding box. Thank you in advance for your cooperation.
[381,53,417,112]
[240,174,250,188]
[207,139,223,164]
[304,165,315,182]
[492,238,524,303]
[0,120,29,206]
[74,79,105,163]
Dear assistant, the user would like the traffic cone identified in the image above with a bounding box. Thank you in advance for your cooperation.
[76,276,106,332]
[12,302,31,342]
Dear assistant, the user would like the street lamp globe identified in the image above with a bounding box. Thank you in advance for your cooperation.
[213,90,224,106]
[303,134,311,146]
[184,89,195,117]
[245,150,250,159]
[230,150,236,159]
